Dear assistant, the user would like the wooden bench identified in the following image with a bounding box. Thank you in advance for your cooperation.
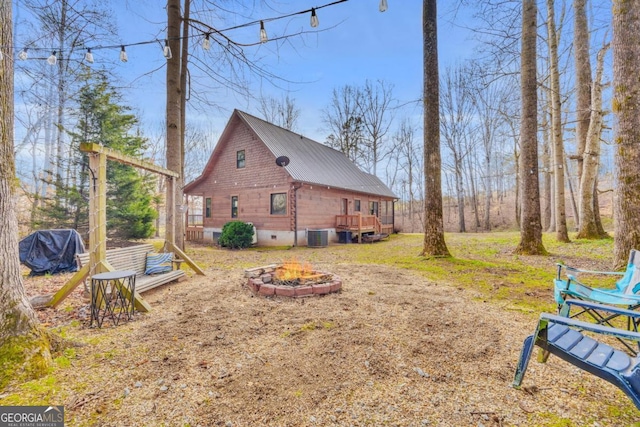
[77,244,185,294]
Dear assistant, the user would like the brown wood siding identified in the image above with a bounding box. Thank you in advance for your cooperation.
[187,118,293,230]
[185,115,395,232]
[295,185,393,230]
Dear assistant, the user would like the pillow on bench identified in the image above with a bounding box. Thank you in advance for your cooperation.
[145,252,173,275]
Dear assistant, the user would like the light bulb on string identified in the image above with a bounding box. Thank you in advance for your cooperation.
[85,48,94,63]
[18,48,28,60]
[259,21,268,43]
[0,49,4,61]
[119,45,128,62]
[310,8,319,28]
[163,40,172,59]
[47,51,57,65]
[379,0,388,12]
[202,33,211,50]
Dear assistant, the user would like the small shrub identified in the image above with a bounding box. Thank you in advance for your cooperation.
[218,221,254,249]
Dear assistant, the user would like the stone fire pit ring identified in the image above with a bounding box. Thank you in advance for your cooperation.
[244,264,342,297]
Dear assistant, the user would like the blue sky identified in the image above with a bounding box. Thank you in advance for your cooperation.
[109,1,476,143]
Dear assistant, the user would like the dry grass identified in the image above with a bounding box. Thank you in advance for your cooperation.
[4,232,639,426]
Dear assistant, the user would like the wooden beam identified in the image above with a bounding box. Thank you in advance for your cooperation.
[49,264,90,308]
[165,240,206,276]
[80,142,179,178]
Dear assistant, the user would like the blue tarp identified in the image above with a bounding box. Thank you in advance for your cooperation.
[19,229,85,276]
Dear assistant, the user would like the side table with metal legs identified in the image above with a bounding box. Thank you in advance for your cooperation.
[90,270,137,328]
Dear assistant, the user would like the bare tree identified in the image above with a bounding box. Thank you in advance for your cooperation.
[546,0,569,242]
[258,93,301,131]
[515,0,546,255]
[359,79,395,175]
[0,0,53,387]
[612,0,640,268]
[322,85,365,165]
[577,43,609,239]
[422,0,450,257]
[573,0,591,182]
[15,0,115,226]
[394,118,419,232]
[471,65,509,231]
[440,65,475,233]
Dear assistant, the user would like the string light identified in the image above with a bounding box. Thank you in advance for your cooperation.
[379,0,388,12]
[202,33,211,50]
[259,21,268,43]
[7,0,361,64]
[47,51,57,65]
[163,40,172,59]
[0,49,4,61]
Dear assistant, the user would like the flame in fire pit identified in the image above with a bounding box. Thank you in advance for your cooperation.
[276,258,314,281]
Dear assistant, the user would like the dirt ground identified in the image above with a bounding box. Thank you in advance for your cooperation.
[16,244,640,427]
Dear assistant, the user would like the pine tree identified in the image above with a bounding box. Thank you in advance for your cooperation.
[40,72,157,240]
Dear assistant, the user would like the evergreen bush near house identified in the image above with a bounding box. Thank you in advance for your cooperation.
[218,221,254,249]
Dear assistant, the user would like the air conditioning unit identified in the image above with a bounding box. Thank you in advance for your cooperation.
[307,229,328,248]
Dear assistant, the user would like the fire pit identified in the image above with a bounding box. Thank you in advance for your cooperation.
[244,259,342,297]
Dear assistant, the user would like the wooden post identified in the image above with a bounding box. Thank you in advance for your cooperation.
[89,152,108,276]
[166,176,175,246]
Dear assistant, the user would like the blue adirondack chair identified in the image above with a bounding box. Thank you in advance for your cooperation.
[513,300,640,410]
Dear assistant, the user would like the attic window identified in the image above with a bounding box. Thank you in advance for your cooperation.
[237,150,245,168]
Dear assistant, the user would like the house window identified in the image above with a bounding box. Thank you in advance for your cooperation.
[369,201,379,216]
[237,150,245,168]
[231,196,238,218]
[205,197,211,218]
[354,199,361,212]
[270,193,287,215]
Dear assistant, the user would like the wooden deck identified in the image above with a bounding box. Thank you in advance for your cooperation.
[336,214,393,243]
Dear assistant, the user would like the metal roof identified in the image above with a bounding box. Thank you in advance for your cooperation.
[237,110,397,198]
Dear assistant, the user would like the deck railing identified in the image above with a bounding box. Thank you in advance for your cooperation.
[186,226,204,242]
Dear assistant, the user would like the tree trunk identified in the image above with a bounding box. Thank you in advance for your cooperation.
[422,0,450,257]
[177,0,190,251]
[593,183,608,236]
[574,0,591,182]
[166,0,183,247]
[564,156,579,231]
[455,157,466,233]
[612,0,640,269]
[547,0,570,242]
[483,147,492,231]
[515,0,546,255]
[577,44,609,239]
[541,102,552,231]
[0,0,52,389]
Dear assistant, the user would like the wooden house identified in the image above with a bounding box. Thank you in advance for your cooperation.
[183,110,397,246]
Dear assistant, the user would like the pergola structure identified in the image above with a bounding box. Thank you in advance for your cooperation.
[47,143,204,312]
